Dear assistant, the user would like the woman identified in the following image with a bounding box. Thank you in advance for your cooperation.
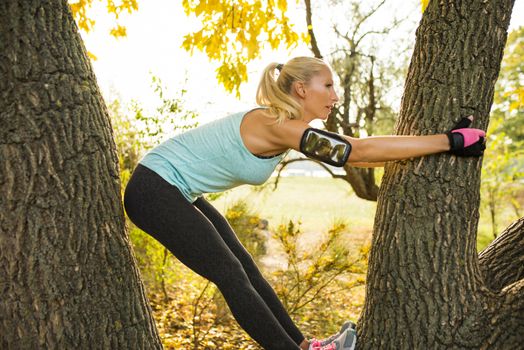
[123,57,485,350]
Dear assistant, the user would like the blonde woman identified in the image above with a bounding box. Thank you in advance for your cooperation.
[123,57,485,350]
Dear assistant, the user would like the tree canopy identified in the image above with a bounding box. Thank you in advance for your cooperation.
[70,0,437,96]
[181,0,306,96]
[70,0,138,37]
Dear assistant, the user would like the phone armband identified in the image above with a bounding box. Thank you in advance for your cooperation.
[299,128,352,167]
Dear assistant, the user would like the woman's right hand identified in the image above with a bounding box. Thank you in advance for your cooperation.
[446,116,486,157]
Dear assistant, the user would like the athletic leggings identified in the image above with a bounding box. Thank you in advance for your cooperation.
[123,164,304,350]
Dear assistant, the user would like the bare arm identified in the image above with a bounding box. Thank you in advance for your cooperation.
[346,135,451,163]
[350,161,386,168]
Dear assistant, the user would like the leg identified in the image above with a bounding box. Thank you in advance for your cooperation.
[194,197,306,345]
[123,165,300,350]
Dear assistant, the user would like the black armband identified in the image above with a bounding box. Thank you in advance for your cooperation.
[299,128,352,167]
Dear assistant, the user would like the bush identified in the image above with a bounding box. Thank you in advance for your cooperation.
[224,200,268,260]
[269,220,368,339]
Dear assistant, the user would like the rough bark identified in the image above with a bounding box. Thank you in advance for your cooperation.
[0,1,161,349]
[479,217,524,292]
[358,0,519,349]
[484,279,524,348]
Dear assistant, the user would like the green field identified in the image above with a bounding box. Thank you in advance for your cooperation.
[212,176,376,233]
[211,176,521,251]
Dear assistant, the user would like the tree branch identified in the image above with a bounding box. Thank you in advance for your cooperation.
[273,158,345,190]
[342,165,378,201]
[484,278,524,349]
[351,0,387,44]
[478,216,524,292]
[303,0,322,58]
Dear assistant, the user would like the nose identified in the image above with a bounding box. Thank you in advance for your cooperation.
[332,90,339,103]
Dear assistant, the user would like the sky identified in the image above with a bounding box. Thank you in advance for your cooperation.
[80,0,524,127]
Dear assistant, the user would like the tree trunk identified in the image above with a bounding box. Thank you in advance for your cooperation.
[0,1,161,349]
[342,166,379,201]
[358,0,522,348]
[302,1,381,202]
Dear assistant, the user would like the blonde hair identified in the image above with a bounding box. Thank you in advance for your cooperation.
[256,56,329,123]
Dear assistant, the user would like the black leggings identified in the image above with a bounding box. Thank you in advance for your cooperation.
[123,164,304,350]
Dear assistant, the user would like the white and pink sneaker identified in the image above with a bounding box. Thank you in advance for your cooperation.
[309,326,356,350]
[309,322,357,350]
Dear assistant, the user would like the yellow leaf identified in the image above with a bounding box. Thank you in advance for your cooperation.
[180,0,306,95]
[277,0,287,12]
[421,0,430,12]
[110,25,127,38]
[87,51,98,61]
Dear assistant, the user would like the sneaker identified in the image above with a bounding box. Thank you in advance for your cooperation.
[317,321,355,346]
[309,328,357,350]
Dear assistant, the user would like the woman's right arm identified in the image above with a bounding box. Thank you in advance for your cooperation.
[272,119,485,166]
[346,134,451,163]
[350,161,386,168]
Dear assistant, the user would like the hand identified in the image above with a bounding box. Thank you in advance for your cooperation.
[446,116,486,156]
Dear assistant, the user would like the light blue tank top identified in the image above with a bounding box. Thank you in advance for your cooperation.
[139,108,285,202]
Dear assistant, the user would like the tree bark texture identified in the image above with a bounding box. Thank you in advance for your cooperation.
[358,0,522,349]
[0,1,161,349]
[479,217,524,292]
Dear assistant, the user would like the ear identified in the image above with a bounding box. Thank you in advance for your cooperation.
[292,81,307,99]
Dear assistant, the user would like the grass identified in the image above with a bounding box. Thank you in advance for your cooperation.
[210,176,522,252]
[212,176,376,233]
[477,204,522,250]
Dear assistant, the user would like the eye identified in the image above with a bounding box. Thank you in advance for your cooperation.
[325,84,333,88]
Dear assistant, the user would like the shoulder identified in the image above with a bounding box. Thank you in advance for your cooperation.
[243,108,309,151]
[249,108,309,137]
[269,117,310,151]
[246,107,273,120]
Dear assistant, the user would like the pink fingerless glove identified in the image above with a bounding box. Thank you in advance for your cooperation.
[451,128,486,147]
[447,117,486,157]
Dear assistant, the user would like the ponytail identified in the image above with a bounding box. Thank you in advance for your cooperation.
[256,57,329,123]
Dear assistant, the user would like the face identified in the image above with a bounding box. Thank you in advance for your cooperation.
[296,66,339,123]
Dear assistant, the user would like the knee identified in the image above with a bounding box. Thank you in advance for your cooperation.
[236,254,266,284]
[213,258,252,289]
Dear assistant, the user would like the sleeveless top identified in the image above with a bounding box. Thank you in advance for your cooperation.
[139,108,285,202]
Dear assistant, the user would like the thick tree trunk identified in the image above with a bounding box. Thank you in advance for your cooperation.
[358,0,521,349]
[0,1,161,349]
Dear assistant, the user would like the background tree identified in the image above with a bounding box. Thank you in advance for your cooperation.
[295,0,410,200]
[480,115,523,239]
[491,25,524,143]
[0,1,161,348]
[358,0,523,348]
[480,26,524,238]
